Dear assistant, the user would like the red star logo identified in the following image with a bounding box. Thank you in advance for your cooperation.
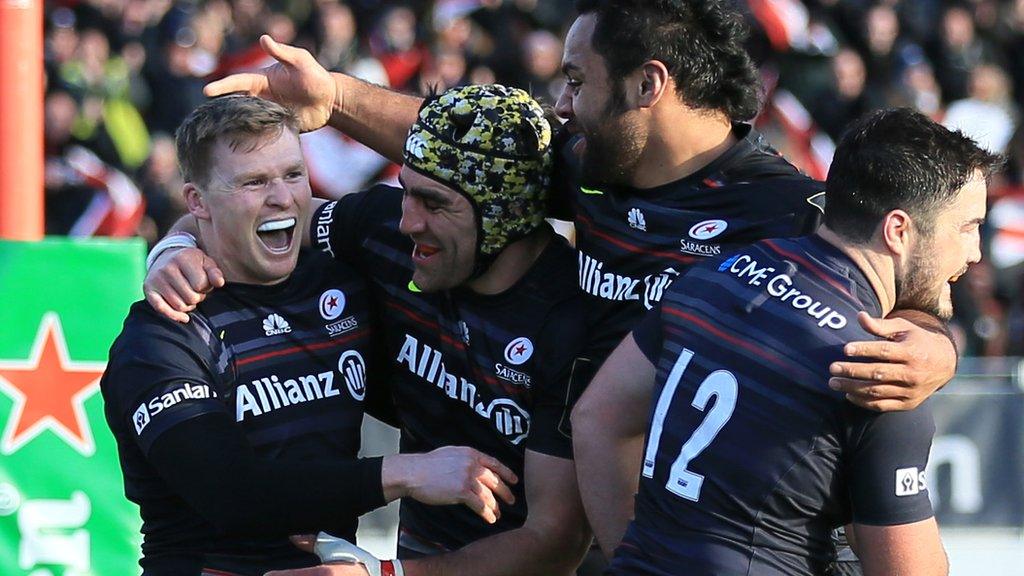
[514,343,527,356]
[326,296,339,310]
[0,313,105,456]
[702,223,718,234]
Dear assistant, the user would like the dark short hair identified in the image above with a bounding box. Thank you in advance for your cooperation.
[574,0,761,120]
[175,95,300,186]
[824,108,1001,243]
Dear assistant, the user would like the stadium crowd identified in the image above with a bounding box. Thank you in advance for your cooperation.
[43,0,1023,356]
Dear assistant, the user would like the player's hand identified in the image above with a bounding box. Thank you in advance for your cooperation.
[264,533,397,576]
[204,35,337,132]
[382,446,518,524]
[144,247,224,323]
[829,310,956,411]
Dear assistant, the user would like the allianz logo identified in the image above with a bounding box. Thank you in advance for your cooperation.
[579,251,679,310]
[396,334,531,444]
[721,254,847,329]
[237,351,366,421]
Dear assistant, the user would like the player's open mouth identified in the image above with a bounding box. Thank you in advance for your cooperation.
[256,217,297,253]
[413,243,440,262]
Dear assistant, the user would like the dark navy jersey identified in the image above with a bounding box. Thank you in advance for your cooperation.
[612,236,935,576]
[101,251,377,575]
[312,186,590,551]
[551,124,825,358]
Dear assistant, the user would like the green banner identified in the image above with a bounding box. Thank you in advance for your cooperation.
[0,238,146,575]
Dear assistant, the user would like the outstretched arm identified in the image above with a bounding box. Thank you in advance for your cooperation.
[204,35,421,164]
[829,310,957,411]
[571,334,657,558]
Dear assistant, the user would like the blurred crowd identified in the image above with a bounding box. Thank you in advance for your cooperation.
[41,0,1024,355]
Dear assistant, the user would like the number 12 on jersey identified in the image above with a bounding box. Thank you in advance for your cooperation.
[642,348,738,502]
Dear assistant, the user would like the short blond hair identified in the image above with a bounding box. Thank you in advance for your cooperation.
[175,95,300,186]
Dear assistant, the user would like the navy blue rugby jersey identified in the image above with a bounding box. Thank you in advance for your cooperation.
[611,236,935,576]
[550,124,825,358]
[311,186,590,551]
[101,251,377,575]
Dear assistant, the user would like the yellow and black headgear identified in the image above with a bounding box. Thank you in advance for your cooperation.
[403,84,553,273]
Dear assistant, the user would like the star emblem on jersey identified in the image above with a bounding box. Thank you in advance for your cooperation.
[319,289,346,321]
[0,312,105,456]
[263,313,292,336]
[688,219,728,240]
[627,208,647,231]
[504,337,534,365]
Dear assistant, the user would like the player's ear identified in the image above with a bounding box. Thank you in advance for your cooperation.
[880,209,912,257]
[637,60,670,108]
[183,183,211,220]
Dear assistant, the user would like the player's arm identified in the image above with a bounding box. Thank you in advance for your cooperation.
[204,35,420,164]
[571,333,657,558]
[144,197,331,322]
[829,310,957,411]
[266,451,590,576]
[148,413,512,532]
[403,450,591,576]
[844,400,946,576]
[853,518,947,576]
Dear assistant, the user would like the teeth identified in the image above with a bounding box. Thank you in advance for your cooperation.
[257,218,296,232]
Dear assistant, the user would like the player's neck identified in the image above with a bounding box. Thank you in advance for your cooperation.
[628,107,735,189]
[466,226,553,295]
[816,227,896,316]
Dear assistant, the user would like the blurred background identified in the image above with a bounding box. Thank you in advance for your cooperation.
[2,0,1022,574]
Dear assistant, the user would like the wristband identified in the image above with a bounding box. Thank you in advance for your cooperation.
[146,231,198,271]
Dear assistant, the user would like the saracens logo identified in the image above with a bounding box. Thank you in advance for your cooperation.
[504,337,534,365]
[688,219,728,240]
[319,289,346,320]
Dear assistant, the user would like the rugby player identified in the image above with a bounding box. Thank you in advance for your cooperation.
[164,0,959,568]
[582,108,997,575]
[101,95,518,576]
[145,85,594,576]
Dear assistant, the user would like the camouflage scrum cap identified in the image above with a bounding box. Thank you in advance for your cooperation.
[403,84,553,264]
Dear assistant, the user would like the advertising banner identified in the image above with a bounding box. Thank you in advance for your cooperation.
[0,238,145,575]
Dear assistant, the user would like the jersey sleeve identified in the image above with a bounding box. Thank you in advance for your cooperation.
[102,306,228,456]
[309,185,404,265]
[631,304,665,365]
[524,305,592,459]
[842,402,936,526]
